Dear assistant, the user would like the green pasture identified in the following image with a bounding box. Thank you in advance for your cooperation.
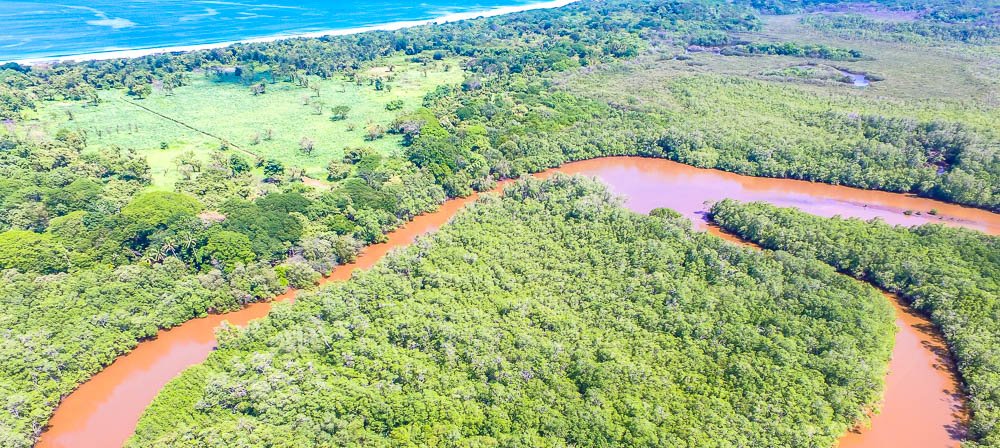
[34,55,465,188]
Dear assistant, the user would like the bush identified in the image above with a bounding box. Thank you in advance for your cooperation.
[329,105,350,121]
[276,261,320,288]
[326,161,352,181]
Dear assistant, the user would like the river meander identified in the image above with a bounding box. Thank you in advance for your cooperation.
[38,156,997,447]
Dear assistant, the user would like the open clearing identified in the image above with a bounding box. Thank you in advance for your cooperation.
[32,54,465,188]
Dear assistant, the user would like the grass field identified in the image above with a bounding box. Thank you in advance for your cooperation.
[557,11,1000,136]
[31,54,465,188]
[584,12,999,109]
[757,14,1000,104]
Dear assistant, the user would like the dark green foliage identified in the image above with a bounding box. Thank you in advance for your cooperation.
[721,42,864,60]
[220,199,303,259]
[262,159,284,178]
[44,178,102,216]
[131,176,894,447]
[0,259,283,446]
[336,178,397,214]
[710,199,1000,446]
[228,154,251,175]
[199,230,255,272]
[256,192,311,215]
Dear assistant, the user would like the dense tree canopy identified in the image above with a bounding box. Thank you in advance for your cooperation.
[412,72,999,210]
[0,0,997,445]
[710,199,1000,447]
[130,177,894,447]
[0,230,69,274]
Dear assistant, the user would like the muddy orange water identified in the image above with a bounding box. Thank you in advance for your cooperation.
[37,157,998,448]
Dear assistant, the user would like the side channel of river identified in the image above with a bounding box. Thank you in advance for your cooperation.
[38,156,997,448]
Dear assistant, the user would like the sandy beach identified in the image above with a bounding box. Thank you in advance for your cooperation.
[11,0,577,65]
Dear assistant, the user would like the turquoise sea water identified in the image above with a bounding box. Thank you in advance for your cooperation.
[0,0,545,62]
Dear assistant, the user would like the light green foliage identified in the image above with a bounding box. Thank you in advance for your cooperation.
[710,199,1000,446]
[131,177,895,447]
[802,11,1000,44]
[275,261,320,288]
[0,229,69,273]
[326,160,351,181]
[122,191,203,231]
[33,56,464,187]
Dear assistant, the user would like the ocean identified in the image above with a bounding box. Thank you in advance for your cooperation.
[0,0,566,63]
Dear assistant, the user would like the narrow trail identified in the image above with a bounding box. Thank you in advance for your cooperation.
[119,97,260,160]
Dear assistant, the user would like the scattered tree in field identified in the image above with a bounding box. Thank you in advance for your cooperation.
[329,105,350,121]
[174,151,202,180]
[262,159,285,179]
[310,99,324,115]
[342,146,376,164]
[364,123,385,141]
[299,137,315,155]
[128,83,153,99]
[229,154,251,175]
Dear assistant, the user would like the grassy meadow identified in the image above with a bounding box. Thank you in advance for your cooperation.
[556,13,1000,137]
[30,54,464,188]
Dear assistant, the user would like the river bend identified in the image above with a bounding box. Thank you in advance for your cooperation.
[38,157,998,447]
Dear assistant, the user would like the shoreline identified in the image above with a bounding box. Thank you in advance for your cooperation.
[8,0,577,66]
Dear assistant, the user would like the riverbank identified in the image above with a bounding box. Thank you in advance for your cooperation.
[37,156,991,448]
[9,0,577,66]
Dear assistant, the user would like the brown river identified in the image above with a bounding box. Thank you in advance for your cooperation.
[37,156,998,448]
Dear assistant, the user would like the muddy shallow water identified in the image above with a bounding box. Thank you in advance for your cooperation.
[38,157,997,447]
